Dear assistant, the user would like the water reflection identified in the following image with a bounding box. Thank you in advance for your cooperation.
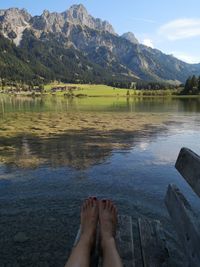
[1,95,200,115]
[0,125,169,170]
[0,96,200,170]
[1,96,178,169]
[1,96,200,267]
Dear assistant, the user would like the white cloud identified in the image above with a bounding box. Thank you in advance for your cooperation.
[170,51,200,64]
[158,18,200,40]
[138,142,149,151]
[143,38,154,48]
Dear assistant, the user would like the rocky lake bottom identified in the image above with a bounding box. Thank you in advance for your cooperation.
[1,96,200,266]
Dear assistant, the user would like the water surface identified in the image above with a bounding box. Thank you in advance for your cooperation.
[1,95,200,267]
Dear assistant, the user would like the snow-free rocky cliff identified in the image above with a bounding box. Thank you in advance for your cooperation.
[0,5,116,45]
[0,4,200,83]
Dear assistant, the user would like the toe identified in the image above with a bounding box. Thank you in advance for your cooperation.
[102,199,107,209]
[90,197,97,207]
[85,198,90,208]
[93,197,97,203]
[93,198,97,208]
[108,200,113,210]
[99,200,105,211]
[88,198,93,207]
[83,199,88,210]
[91,198,94,207]
[106,200,110,210]
[111,203,115,212]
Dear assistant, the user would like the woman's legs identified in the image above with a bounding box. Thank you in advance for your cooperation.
[65,198,123,267]
[65,197,98,267]
[99,200,123,267]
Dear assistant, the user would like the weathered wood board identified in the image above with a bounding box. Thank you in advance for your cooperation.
[115,215,135,267]
[73,215,172,267]
[138,217,169,267]
[165,184,200,267]
[175,147,200,198]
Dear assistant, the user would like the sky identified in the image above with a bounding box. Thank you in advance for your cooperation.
[1,0,200,64]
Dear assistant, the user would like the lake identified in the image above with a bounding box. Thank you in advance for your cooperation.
[0,95,200,267]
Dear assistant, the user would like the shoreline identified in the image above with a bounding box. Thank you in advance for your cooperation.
[0,83,181,98]
[0,92,200,99]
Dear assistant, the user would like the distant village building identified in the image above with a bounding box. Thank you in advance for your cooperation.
[130,82,136,89]
[51,86,79,92]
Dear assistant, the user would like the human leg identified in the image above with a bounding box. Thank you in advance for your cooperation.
[99,200,123,267]
[65,197,98,267]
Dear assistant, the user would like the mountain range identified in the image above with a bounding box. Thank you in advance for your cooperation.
[0,4,200,84]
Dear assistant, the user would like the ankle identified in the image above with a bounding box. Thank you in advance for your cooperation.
[79,233,94,247]
[101,236,116,251]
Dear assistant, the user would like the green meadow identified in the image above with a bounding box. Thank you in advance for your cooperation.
[44,83,177,97]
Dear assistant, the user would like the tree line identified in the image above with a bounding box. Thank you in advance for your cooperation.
[107,80,178,90]
[182,75,200,95]
[0,31,134,86]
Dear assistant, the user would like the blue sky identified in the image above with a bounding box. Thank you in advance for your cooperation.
[1,0,200,64]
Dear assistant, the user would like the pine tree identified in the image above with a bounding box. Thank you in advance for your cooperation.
[198,76,200,92]
[184,77,192,94]
[191,75,197,89]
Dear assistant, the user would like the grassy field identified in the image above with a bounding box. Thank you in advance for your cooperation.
[2,82,188,97]
[44,83,177,97]
[45,83,129,96]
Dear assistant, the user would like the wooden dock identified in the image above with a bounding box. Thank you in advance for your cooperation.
[74,215,170,267]
[165,148,200,267]
[73,147,200,266]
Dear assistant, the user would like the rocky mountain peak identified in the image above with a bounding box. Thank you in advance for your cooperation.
[121,32,139,44]
[0,7,31,45]
[0,10,5,16]
[0,4,200,83]
[66,4,90,25]
[31,11,65,34]
[42,10,50,18]
[69,4,87,13]
[66,4,116,35]
[2,7,31,23]
[0,4,116,45]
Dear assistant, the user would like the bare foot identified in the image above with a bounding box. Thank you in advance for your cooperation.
[99,199,117,248]
[80,197,98,247]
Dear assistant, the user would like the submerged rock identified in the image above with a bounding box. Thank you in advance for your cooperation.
[14,232,29,243]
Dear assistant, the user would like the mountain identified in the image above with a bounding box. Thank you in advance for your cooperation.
[0,4,200,84]
[66,4,116,35]
[121,32,139,45]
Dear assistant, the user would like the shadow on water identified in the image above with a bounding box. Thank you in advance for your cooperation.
[0,123,167,171]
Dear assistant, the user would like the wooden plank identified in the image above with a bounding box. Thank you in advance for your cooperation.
[175,147,200,198]
[165,184,200,267]
[115,215,135,267]
[138,218,169,267]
